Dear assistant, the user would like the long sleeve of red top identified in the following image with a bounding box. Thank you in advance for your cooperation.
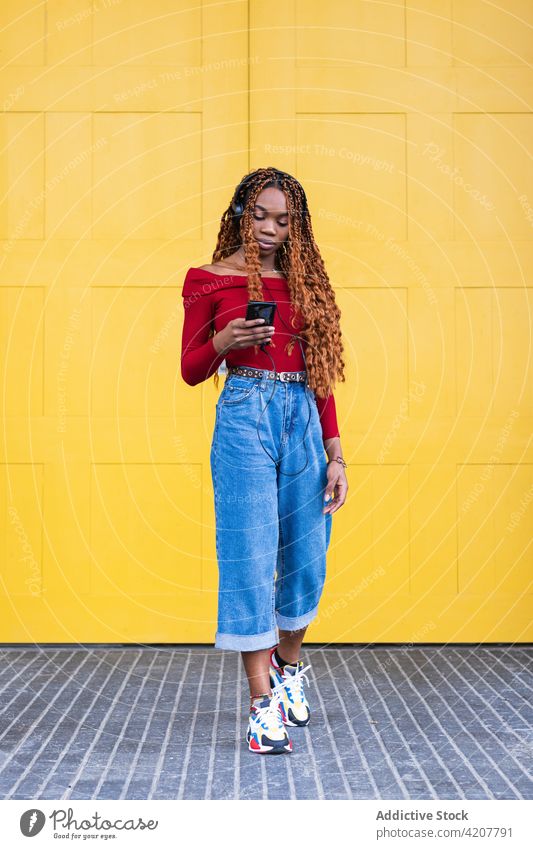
[180,267,340,441]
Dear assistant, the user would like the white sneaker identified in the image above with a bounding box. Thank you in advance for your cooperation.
[246,691,293,754]
[269,647,312,726]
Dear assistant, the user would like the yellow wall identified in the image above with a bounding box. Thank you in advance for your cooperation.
[1,1,531,642]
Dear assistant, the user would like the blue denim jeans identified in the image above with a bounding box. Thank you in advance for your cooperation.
[210,370,333,651]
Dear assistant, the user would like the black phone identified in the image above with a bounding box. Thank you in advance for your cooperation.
[245,301,277,345]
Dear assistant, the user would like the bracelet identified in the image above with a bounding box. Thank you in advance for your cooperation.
[328,456,348,469]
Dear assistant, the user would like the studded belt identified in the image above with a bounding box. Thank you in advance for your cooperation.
[227,365,307,383]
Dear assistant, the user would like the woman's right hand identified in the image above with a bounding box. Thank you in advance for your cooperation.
[213,318,275,355]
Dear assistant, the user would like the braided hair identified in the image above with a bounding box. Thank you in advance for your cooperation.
[207,166,345,399]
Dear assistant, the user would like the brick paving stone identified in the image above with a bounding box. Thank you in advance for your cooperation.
[0,645,531,800]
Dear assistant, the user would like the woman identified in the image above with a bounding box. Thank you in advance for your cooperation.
[181,167,348,754]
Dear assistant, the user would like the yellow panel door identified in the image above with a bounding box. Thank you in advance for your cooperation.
[248,1,533,642]
[0,1,249,641]
[1,1,532,644]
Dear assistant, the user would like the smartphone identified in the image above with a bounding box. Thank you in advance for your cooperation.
[245,301,277,345]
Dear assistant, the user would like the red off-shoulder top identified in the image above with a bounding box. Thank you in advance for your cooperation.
[180,267,340,441]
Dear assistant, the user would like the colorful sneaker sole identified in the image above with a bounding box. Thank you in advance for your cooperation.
[246,728,292,754]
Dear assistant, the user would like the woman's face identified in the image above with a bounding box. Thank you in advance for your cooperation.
[243,186,289,257]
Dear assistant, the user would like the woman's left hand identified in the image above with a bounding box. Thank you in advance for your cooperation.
[323,462,348,514]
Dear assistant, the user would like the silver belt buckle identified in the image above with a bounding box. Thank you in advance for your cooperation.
[279,372,289,382]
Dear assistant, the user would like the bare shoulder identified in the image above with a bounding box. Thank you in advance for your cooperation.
[197,253,244,275]
[196,263,234,274]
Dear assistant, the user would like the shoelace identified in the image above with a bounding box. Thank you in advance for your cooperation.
[250,691,285,731]
[271,663,312,704]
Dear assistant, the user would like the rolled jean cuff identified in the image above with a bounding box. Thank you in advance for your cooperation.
[275,603,319,631]
[214,626,279,652]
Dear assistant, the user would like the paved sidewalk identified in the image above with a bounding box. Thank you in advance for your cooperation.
[0,645,531,800]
